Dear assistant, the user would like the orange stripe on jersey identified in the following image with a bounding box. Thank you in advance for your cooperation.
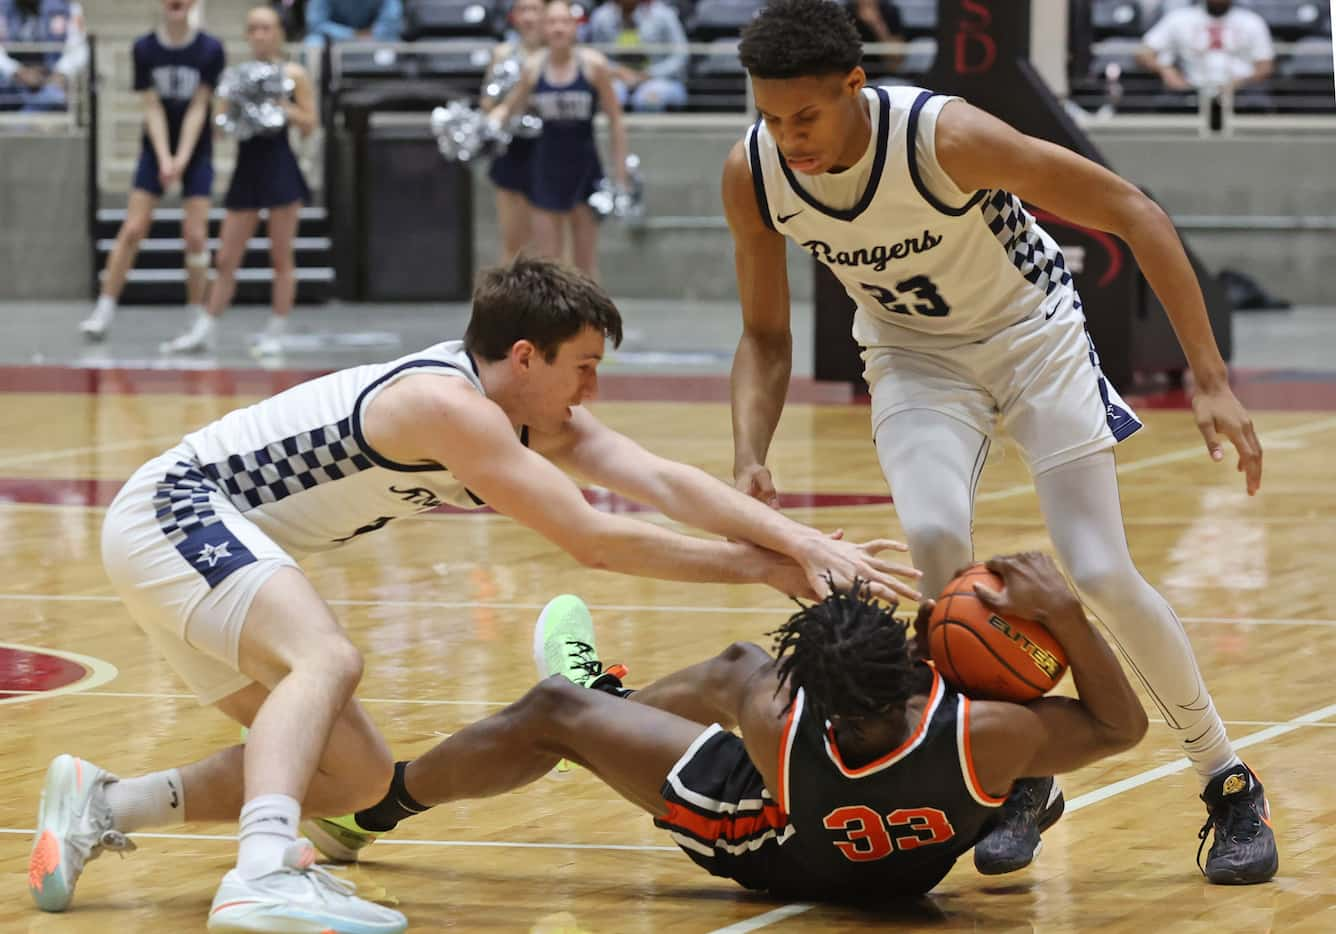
[660,801,788,845]
[959,696,1008,806]
[824,668,944,777]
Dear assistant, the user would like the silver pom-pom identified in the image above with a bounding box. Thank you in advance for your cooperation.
[588,154,646,222]
[215,61,294,141]
[482,56,524,104]
[430,101,515,163]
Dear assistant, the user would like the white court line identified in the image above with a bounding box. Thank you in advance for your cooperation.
[0,688,508,707]
[1066,700,1336,811]
[2,592,1335,628]
[975,413,1336,505]
[706,698,1336,933]
[0,827,677,853]
[0,434,180,471]
[706,904,819,934]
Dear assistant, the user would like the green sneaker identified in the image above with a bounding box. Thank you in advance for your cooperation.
[300,814,378,864]
[533,594,606,686]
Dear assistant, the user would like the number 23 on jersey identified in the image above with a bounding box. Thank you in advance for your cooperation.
[859,274,951,318]
[822,805,956,862]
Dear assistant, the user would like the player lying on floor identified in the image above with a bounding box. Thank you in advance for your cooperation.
[314,552,1148,899]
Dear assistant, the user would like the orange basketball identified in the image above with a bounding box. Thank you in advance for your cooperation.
[927,565,1068,703]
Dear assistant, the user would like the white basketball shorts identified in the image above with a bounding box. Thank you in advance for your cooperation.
[101,445,299,704]
[864,300,1142,476]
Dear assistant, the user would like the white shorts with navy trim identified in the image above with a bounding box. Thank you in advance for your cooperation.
[102,445,298,704]
[864,298,1142,477]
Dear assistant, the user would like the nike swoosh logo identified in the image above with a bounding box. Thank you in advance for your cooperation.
[1044,309,1058,320]
[777,210,804,224]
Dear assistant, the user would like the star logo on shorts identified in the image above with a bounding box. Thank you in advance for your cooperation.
[196,542,232,568]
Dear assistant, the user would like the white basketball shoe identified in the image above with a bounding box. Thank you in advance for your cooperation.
[207,839,407,933]
[28,754,137,912]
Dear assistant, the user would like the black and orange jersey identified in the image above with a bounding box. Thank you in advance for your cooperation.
[765,665,1006,898]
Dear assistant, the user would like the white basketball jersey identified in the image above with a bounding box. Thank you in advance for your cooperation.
[746,86,1082,350]
[176,341,512,555]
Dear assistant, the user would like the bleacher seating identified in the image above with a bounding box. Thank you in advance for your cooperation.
[1091,0,1144,38]
[686,0,764,41]
[402,0,507,40]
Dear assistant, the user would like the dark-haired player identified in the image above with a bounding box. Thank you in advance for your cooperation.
[28,257,919,931]
[326,552,1147,900]
[722,0,1273,882]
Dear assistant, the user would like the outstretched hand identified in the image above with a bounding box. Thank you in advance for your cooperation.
[1191,384,1262,495]
[970,552,1081,624]
[795,531,922,603]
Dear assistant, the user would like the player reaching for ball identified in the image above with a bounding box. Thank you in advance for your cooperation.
[308,552,1146,901]
[723,0,1273,882]
[26,257,919,933]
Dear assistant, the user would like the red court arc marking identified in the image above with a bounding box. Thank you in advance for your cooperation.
[0,476,893,512]
[0,646,89,697]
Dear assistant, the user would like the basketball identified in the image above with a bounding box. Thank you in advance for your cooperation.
[927,565,1069,703]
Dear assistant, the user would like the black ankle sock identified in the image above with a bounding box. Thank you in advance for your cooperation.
[355,761,430,833]
[589,671,636,699]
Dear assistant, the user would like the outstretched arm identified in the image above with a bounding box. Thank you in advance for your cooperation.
[723,140,795,506]
[963,553,1149,797]
[548,407,921,601]
[935,101,1262,495]
[367,376,812,594]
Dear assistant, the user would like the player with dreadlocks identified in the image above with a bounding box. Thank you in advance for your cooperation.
[308,552,1147,900]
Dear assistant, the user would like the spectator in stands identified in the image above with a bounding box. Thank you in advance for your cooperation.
[1136,0,1274,96]
[79,0,224,343]
[162,6,317,355]
[491,0,628,278]
[303,0,401,46]
[843,0,904,74]
[0,0,88,112]
[482,0,545,263]
[585,0,687,112]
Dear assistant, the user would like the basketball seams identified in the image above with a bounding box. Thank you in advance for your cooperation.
[937,621,1049,697]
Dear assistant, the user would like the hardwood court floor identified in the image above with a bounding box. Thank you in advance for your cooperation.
[2,371,1335,932]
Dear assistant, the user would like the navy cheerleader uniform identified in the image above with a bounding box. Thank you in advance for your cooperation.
[487,46,537,198]
[224,64,310,210]
[131,29,226,198]
[528,54,603,213]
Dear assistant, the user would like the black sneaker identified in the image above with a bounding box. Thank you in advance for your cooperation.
[1197,763,1278,884]
[973,776,1065,875]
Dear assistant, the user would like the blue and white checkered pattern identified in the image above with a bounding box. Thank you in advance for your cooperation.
[199,417,375,512]
[979,190,1080,309]
[154,461,258,587]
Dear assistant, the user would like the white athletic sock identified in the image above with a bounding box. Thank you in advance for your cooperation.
[104,768,185,832]
[1035,451,1240,788]
[237,794,301,880]
[264,315,287,337]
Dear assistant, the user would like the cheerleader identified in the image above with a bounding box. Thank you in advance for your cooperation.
[162,6,316,355]
[78,0,223,341]
[480,0,544,263]
[491,0,627,279]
